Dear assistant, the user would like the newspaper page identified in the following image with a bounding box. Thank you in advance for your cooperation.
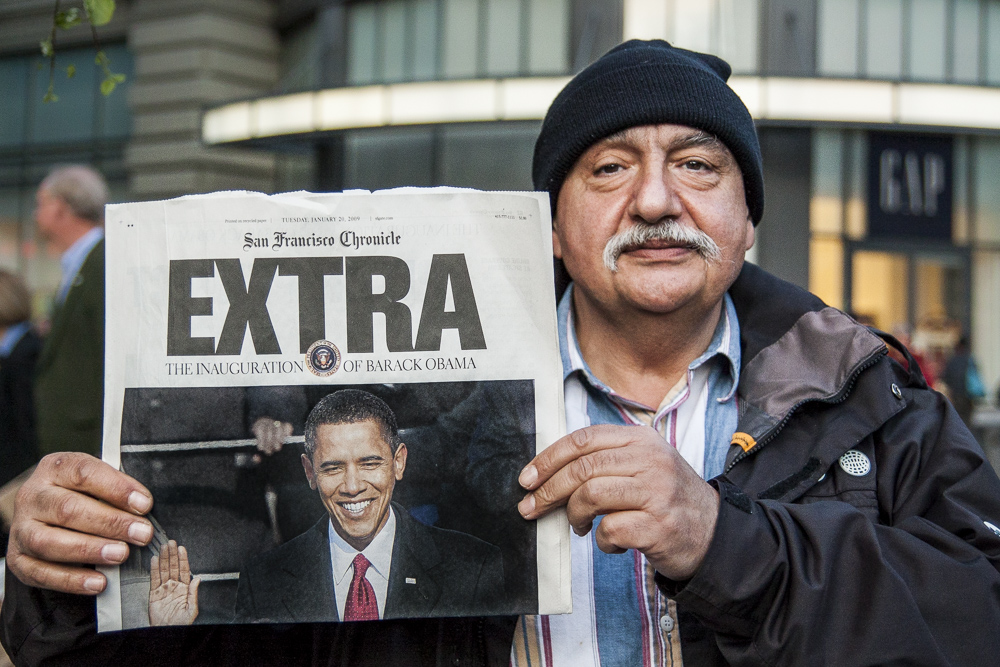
[97,188,570,631]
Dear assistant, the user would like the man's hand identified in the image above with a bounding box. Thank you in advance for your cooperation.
[252,417,293,456]
[148,539,199,626]
[517,424,720,580]
[6,452,154,595]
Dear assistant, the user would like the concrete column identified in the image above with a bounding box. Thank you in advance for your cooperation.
[126,0,279,199]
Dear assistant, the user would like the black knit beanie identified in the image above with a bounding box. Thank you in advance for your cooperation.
[533,39,764,225]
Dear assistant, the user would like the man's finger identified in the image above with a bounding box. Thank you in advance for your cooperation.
[178,545,191,584]
[188,576,201,610]
[519,425,648,491]
[29,484,153,546]
[11,520,133,566]
[35,453,153,515]
[150,554,162,589]
[6,551,107,595]
[159,544,170,584]
[167,540,180,582]
[519,440,661,519]
[562,475,655,534]
[592,510,646,556]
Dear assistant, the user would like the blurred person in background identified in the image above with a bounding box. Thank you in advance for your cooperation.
[32,165,107,457]
[942,335,984,428]
[0,270,40,667]
[0,270,41,553]
[890,322,936,388]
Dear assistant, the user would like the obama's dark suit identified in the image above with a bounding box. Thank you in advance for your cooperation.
[234,504,506,623]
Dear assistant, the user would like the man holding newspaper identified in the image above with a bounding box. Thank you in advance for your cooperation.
[4,39,1000,666]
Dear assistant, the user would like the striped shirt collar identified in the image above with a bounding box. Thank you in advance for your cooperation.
[558,283,741,407]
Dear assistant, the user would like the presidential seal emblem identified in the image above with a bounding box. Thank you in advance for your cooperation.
[305,340,341,377]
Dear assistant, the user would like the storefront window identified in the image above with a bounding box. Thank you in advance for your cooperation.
[952,0,981,83]
[988,2,1000,84]
[820,0,995,84]
[343,122,538,192]
[866,0,903,79]
[809,236,844,309]
[485,0,522,75]
[528,0,569,74]
[851,250,909,329]
[349,0,570,85]
[818,0,860,76]
[380,0,409,82]
[908,0,947,80]
[973,251,1000,393]
[279,21,321,92]
[973,137,1000,243]
[442,0,479,78]
[413,0,439,79]
[811,129,845,235]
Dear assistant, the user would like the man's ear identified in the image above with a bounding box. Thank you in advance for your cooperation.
[744,215,755,251]
[552,226,563,259]
[393,443,407,481]
[301,453,317,490]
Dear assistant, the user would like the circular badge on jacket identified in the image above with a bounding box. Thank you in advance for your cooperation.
[306,340,341,377]
[839,450,871,476]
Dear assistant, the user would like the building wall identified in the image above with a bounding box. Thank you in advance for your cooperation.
[126,0,280,198]
[4,0,1000,397]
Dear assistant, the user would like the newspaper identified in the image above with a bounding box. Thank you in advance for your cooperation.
[97,188,570,631]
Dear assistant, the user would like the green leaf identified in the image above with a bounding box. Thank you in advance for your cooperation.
[95,50,109,67]
[40,38,54,58]
[55,8,83,29]
[66,64,76,78]
[100,73,126,96]
[42,89,58,103]
[83,0,116,27]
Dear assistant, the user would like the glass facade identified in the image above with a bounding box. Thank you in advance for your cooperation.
[346,0,571,85]
[343,122,539,191]
[622,0,760,73]
[0,43,132,309]
[818,0,1000,83]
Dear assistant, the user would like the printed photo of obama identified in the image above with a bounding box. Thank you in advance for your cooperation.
[117,380,538,627]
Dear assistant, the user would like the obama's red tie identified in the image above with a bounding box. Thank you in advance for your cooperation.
[344,553,379,621]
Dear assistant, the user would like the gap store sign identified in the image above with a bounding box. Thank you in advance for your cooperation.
[867,132,953,240]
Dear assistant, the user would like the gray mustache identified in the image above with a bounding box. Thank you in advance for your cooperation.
[602,222,722,272]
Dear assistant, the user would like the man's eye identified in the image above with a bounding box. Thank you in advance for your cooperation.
[595,163,622,175]
[684,160,709,171]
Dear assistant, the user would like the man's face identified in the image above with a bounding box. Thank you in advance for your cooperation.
[554,123,755,318]
[34,188,64,244]
[301,420,407,552]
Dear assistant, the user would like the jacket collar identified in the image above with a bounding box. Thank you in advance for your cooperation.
[725,262,902,483]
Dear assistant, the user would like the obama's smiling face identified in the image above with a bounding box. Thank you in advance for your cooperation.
[301,419,407,551]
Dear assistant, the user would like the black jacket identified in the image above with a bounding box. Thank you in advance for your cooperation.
[663,263,1000,666]
[34,239,104,457]
[235,508,506,623]
[0,327,41,486]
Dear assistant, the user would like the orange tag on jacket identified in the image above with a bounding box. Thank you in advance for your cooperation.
[731,432,756,452]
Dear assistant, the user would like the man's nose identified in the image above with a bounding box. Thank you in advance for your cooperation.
[629,162,682,224]
[340,466,365,495]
